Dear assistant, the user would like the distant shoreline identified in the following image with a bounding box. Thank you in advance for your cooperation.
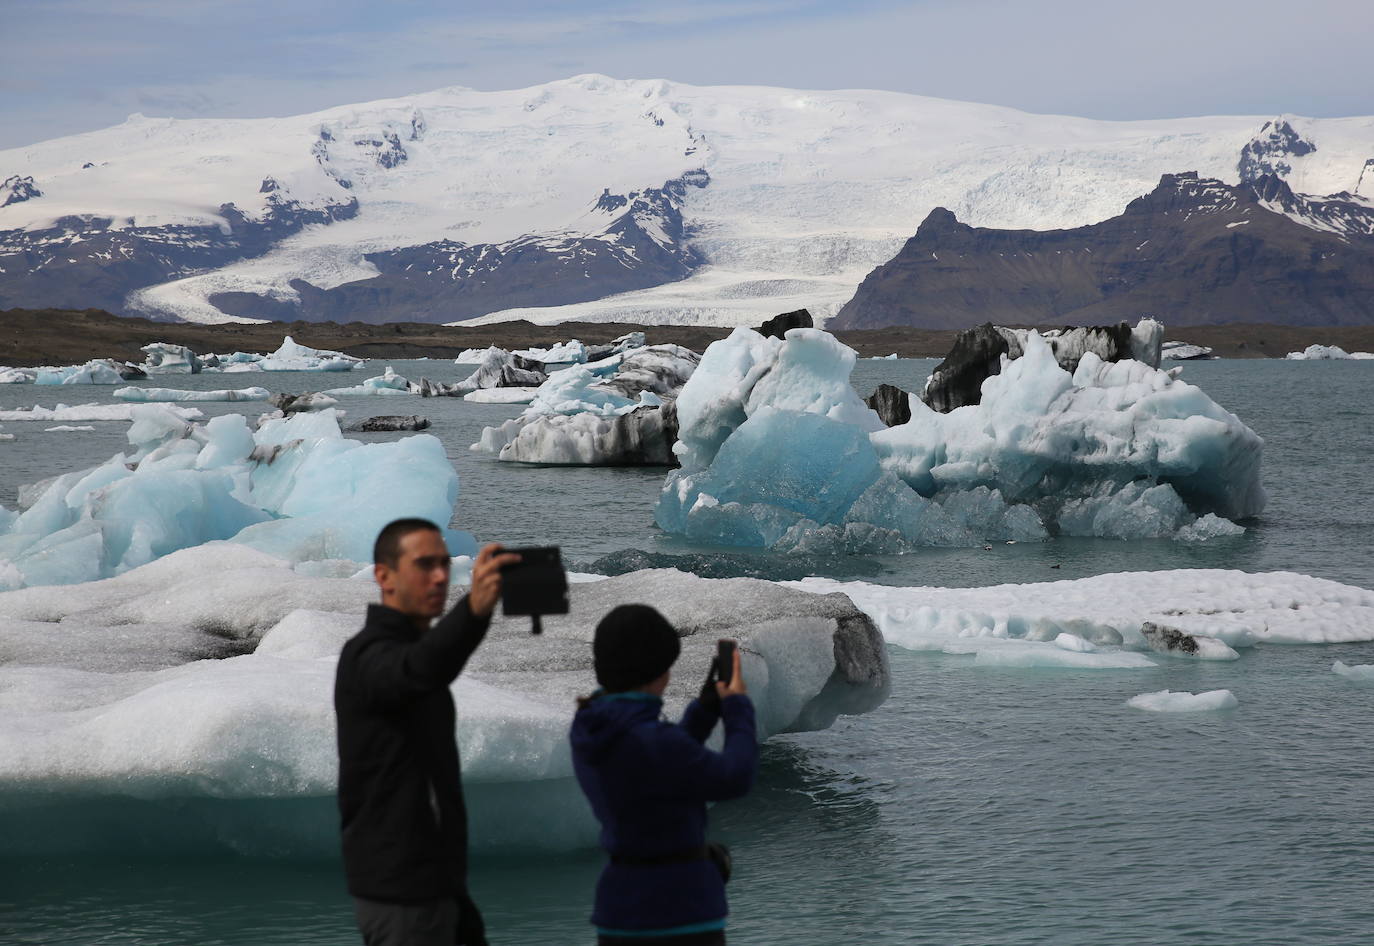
[4,307,1374,365]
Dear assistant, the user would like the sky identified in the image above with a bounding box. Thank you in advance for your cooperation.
[3,0,1373,150]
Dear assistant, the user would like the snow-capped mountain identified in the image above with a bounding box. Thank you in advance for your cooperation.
[1,75,1372,327]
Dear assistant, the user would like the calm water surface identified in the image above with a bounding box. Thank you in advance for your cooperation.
[1,355,1372,944]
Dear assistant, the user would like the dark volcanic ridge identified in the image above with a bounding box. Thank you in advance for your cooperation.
[832,171,1374,331]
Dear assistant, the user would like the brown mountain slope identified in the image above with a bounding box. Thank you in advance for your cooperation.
[831,173,1374,330]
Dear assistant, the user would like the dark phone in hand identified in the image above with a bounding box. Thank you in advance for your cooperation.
[714,639,737,685]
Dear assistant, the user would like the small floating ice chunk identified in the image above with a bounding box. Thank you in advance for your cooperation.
[463,387,540,404]
[43,425,96,432]
[1333,661,1374,681]
[966,639,1155,669]
[1127,689,1238,712]
[114,386,271,402]
[0,403,203,422]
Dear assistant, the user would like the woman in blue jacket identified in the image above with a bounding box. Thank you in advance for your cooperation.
[570,604,757,945]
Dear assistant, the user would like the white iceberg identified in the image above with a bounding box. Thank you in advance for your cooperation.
[1285,345,1374,360]
[512,339,588,366]
[0,402,204,422]
[1126,690,1238,712]
[463,387,540,404]
[34,360,126,385]
[0,556,888,853]
[656,327,1262,551]
[789,569,1374,658]
[0,406,472,590]
[113,386,272,402]
[472,346,699,465]
[325,366,414,397]
[455,345,507,365]
[257,336,363,372]
[141,342,201,374]
[43,425,96,432]
[1332,661,1374,681]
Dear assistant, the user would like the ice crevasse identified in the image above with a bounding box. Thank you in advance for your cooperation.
[0,405,472,590]
[656,326,1264,551]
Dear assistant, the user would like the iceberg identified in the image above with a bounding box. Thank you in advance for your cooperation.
[1285,344,1374,360]
[0,556,888,853]
[455,345,506,364]
[324,366,414,396]
[0,402,203,423]
[34,360,126,385]
[453,349,548,395]
[0,405,472,590]
[472,346,700,465]
[257,336,363,372]
[1126,690,1238,712]
[1332,661,1374,681]
[141,342,201,374]
[44,425,97,432]
[463,387,539,404]
[656,326,1262,551]
[114,386,272,402]
[789,569,1374,658]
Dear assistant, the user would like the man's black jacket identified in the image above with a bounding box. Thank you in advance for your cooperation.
[334,598,490,904]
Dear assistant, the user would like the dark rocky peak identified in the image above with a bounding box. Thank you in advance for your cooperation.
[1126,172,1236,214]
[259,176,281,194]
[646,112,665,127]
[318,127,334,142]
[756,308,813,339]
[1239,118,1317,181]
[595,188,629,213]
[2,175,42,207]
[82,162,95,169]
[1246,173,1374,239]
[353,130,407,169]
[409,110,426,141]
[1357,158,1374,198]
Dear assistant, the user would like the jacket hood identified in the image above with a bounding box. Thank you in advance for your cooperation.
[570,692,663,763]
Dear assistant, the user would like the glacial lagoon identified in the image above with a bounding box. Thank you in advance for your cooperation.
[2,355,1372,944]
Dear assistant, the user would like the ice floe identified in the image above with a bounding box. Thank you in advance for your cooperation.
[0,405,470,589]
[472,345,699,465]
[0,402,204,423]
[788,569,1374,664]
[1332,661,1374,681]
[114,386,272,402]
[1285,344,1374,360]
[0,554,888,851]
[656,326,1262,551]
[1126,690,1238,712]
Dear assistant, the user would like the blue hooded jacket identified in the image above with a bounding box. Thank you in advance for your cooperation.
[570,691,758,933]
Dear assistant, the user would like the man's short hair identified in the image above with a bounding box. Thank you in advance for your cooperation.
[373,518,442,567]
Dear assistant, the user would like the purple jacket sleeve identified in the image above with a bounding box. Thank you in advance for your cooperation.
[652,694,757,802]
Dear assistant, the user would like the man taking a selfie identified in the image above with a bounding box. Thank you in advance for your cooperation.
[335,518,519,946]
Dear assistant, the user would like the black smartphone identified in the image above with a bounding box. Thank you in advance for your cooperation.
[714,639,737,685]
[498,546,569,633]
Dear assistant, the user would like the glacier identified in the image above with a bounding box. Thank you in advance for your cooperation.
[0,406,471,590]
[0,551,889,853]
[655,326,1263,551]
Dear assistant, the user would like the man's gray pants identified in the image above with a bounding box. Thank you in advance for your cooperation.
[354,896,459,946]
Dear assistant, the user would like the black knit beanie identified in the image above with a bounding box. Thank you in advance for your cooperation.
[594,604,681,692]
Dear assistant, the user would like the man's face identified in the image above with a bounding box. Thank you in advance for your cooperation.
[375,528,451,623]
